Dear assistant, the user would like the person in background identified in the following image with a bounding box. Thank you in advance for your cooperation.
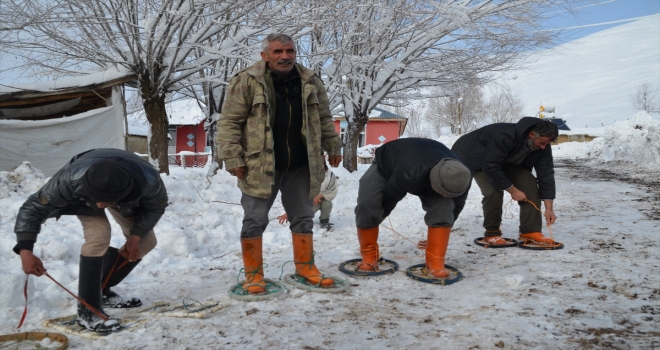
[277,152,338,230]
[451,117,559,246]
[354,138,472,278]
[13,148,168,332]
[216,33,342,294]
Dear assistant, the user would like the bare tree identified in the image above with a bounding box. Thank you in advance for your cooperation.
[381,102,428,138]
[425,92,447,138]
[301,0,587,171]
[425,82,486,135]
[399,104,428,138]
[630,81,660,114]
[1,0,273,174]
[485,84,524,124]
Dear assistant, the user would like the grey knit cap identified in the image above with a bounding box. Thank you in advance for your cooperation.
[429,158,471,197]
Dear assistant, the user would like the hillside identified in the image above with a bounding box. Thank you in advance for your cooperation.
[493,15,660,129]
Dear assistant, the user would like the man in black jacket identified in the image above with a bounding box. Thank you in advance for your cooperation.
[354,138,472,278]
[13,148,168,332]
[451,117,558,246]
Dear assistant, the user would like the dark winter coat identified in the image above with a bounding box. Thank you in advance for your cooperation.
[14,148,169,242]
[374,138,471,220]
[451,117,556,200]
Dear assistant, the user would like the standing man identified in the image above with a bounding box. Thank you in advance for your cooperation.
[216,33,342,294]
[13,148,168,332]
[451,117,559,246]
[354,138,472,278]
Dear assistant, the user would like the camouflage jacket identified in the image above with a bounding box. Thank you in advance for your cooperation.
[216,61,342,198]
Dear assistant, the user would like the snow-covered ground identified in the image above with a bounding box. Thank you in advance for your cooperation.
[1,113,658,349]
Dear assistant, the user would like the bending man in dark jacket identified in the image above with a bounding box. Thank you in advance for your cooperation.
[451,117,558,246]
[355,138,472,278]
[13,148,168,333]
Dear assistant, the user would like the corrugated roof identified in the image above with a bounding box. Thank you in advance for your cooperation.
[369,107,406,119]
[334,107,407,120]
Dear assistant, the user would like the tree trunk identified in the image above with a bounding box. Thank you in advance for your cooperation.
[142,94,170,174]
[205,82,225,173]
[342,111,368,173]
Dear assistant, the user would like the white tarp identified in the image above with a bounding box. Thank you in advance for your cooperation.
[0,87,125,176]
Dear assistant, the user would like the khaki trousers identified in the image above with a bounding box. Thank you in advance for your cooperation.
[77,204,157,257]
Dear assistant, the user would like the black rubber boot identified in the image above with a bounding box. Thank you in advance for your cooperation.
[77,256,120,332]
[101,247,142,308]
[320,219,334,231]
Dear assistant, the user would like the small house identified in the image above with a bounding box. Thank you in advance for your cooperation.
[333,107,408,148]
[167,99,209,168]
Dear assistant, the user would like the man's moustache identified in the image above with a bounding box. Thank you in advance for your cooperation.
[277,59,293,64]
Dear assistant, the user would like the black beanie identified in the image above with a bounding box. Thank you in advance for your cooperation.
[82,159,133,203]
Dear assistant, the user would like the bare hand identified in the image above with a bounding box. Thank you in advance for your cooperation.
[313,194,323,206]
[119,235,142,262]
[277,214,289,225]
[417,240,428,250]
[20,250,46,276]
[328,156,342,168]
[544,208,557,225]
[507,187,528,202]
[228,166,247,179]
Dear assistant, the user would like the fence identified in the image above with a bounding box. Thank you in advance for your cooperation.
[167,152,211,168]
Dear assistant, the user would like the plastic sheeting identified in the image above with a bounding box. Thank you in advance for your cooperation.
[0,87,125,176]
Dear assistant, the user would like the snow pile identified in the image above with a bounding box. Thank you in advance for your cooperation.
[553,111,659,170]
[592,112,660,169]
[0,162,48,201]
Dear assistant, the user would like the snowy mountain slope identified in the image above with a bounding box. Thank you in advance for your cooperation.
[493,15,660,129]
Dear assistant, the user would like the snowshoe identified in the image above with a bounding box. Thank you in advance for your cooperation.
[103,289,142,308]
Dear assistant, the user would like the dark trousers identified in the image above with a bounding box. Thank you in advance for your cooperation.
[240,166,313,238]
[473,166,542,234]
[355,164,455,229]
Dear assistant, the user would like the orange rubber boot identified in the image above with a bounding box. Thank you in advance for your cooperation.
[426,227,451,278]
[292,233,335,287]
[357,227,379,272]
[240,236,266,294]
[519,232,555,244]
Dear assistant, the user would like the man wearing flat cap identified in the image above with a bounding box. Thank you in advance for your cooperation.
[13,148,168,333]
[354,138,472,278]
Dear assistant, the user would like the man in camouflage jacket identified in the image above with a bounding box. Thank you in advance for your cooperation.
[216,33,342,294]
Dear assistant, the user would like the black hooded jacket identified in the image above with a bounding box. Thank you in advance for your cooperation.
[451,117,556,200]
[374,138,471,220]
[14,148,169,244]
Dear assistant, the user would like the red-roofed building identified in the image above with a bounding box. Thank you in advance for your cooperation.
[332,107,408,148]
